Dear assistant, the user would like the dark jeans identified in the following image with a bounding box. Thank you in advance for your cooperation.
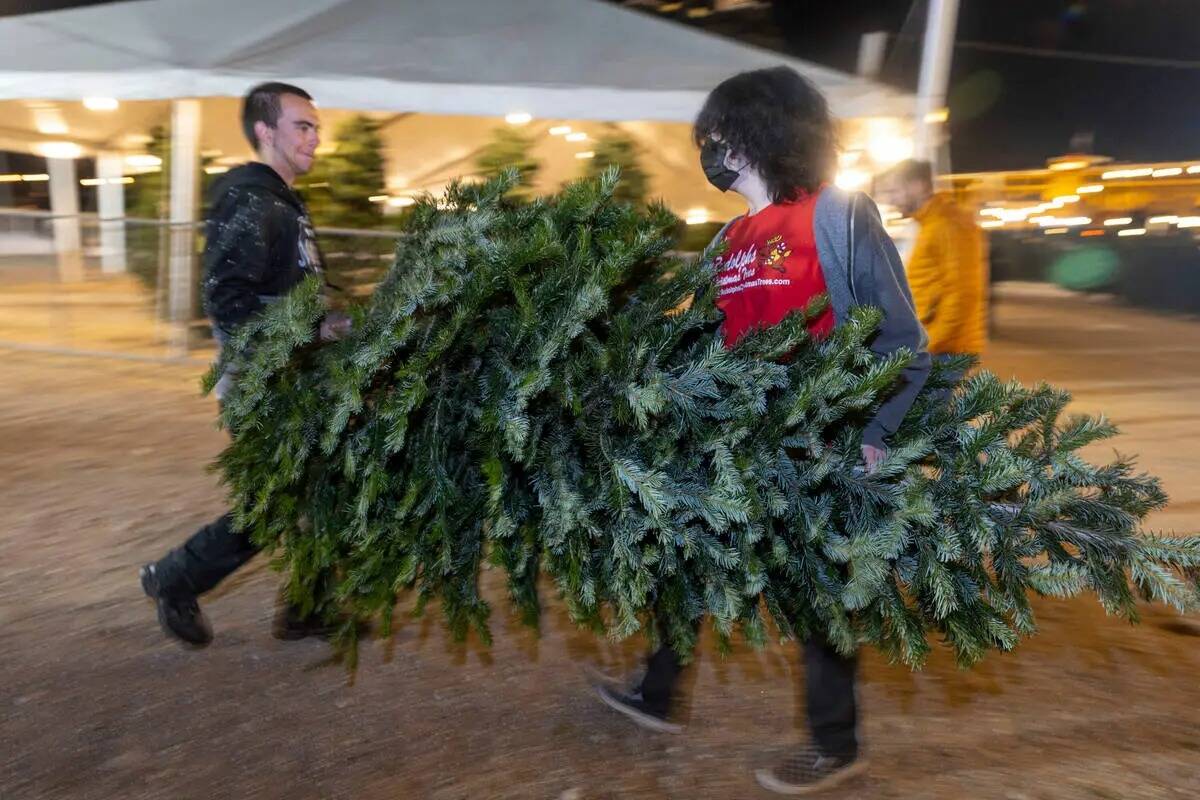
[640,632,859,760]
[153,512,259,599]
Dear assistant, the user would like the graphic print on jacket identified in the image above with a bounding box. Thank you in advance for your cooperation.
[203,162,324,337]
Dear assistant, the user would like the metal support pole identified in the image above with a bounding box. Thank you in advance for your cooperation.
[914,0,961,170]
[168,99,201,355]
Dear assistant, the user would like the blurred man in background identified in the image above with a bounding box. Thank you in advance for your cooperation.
[877,159,988,357]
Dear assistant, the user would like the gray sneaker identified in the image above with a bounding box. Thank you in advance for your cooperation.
[754,748,868,795]
[595,684,683,734]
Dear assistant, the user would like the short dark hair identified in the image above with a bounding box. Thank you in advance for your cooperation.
[884,159,933,189]
[241,82,313,149]
[693,66,836,201]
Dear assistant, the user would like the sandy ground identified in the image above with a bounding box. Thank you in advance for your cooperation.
[1,286,1198,800]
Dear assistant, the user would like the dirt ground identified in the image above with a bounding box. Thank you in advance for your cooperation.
[2,288,1199,800]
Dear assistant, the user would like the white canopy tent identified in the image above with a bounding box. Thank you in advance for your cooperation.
[0,0,915,351]
[0,0,912,121]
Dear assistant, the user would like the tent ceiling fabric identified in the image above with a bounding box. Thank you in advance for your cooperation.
[0,0,913,121]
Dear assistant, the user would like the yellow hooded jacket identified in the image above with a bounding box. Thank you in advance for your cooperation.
[907,192,988,355]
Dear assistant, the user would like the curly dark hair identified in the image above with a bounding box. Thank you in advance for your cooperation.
[693,66,837,201]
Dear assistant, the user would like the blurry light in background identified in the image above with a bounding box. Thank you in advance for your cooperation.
[835,169,870,190]
[21,174,49,182]
[867,135,913,166]
[204,166,229,175]
[685,208,709,225]
[79,177,133,186]
[83,97,119,111]
[125,154,162,168]
[980,220,1003,228]
[1044,228,1068,235]
[1148,215,1178,224]
[1102,167,1153,179]
[0,174,21,183]
[1118,228,1146,237]
[1188,166,1200,175]
[1076,185,1104,194]
[368,195,389,203]
[1048,160,1088,172]
[37,141,82,159]
[1051,195,1080,205]
[1104,218,1133,226]
[505,112,532,126]
[574,151,595,159]
[565,132,588,142]
[314,143,338,155]
[34,108,68,135]
[387,196,416,208]
[1080,230,1105,237]
[1176,217,1200,228]
[923,108,950,124]
[549,126,571,136]
[839,150,863,167]
[1152,167,1182,178]
[1038,216,1091,227]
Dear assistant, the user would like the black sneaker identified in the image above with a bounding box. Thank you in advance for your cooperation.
[755,748,868,795]
[139,564,212,648]
[595,684,683,734]
[271,600,339,641]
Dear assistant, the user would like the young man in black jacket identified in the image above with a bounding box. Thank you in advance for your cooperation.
[140,82,349,647]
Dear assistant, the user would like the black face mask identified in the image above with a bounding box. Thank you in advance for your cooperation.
[700,140,740,192]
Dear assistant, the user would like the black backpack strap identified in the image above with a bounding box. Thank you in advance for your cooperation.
[847,192,860,305]
[701,215,743,260]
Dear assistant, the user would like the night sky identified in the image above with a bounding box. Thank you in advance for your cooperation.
[4,0,1198,172]
[633,0,1200,172]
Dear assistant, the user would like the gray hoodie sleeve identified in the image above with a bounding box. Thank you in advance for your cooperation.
[814,188,931,449]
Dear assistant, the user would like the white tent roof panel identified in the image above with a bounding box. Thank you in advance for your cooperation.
[0,0,913,121]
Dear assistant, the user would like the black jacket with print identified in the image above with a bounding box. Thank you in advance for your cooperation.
[203,162,322,337]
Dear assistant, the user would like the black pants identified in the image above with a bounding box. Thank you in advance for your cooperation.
[153,512,259,599]
[640,633,859,760]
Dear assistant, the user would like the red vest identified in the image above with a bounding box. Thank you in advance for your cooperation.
[713,193,835,349]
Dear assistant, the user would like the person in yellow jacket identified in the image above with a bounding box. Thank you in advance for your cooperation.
[878,160,988,355]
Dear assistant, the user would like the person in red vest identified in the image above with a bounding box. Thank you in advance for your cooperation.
[594,66,930,796]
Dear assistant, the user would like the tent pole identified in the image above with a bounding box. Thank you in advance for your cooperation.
[167,99,201,356]
[914,0,960,173]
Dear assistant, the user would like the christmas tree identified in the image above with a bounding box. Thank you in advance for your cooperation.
[474,128,542,197]
[209,169,1200,668]
[582,131,649,206]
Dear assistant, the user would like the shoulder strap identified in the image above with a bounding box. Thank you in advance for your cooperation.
[846,192,860,304]
[701,215,743,259]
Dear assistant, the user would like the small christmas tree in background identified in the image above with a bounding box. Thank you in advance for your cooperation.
[474,128,542,197]
[209,169,1200,669]
[582,131,649,206]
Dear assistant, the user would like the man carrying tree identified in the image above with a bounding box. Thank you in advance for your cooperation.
[139,82,349,648]
[594,66,931,795]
